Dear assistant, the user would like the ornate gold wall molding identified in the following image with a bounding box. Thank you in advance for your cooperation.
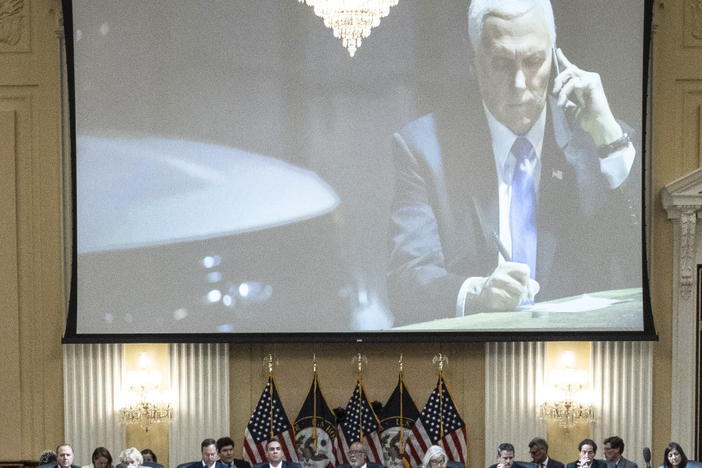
[662,170,702,454]
[0,108,21,459]
[0,0,29,51]
[686,0,702,45]
[679,206,698,300]
[676,81,702,168]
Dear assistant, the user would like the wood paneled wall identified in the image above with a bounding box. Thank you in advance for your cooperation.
[650,0,702,461]
[228,343,485,468]
[0,0,67,460]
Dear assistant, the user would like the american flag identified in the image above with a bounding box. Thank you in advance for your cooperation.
[403,375,467,468]
[332,380,384,465]
[243,376,298,464]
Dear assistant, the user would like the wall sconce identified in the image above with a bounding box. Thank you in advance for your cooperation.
[297,0,399,57]
[119,353,174,431]
[539,351,595,427]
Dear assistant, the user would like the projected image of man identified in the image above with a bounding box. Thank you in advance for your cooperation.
[387,0,639,325]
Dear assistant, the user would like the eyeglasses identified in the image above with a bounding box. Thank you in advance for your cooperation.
[429,459,445,466]
[349,451,366,456]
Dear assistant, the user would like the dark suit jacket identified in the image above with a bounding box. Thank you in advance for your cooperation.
[566,459,609,468]
[252,461,301,468]
[182,462,228,468]
[489,463,533,468]
[387,90,640,325]
[234,459,252,468]
[615,457,638,468]
[336,463,384,468]
[220,460,252,468]
[546,459,566,468]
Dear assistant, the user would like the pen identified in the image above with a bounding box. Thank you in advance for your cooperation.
[492,231,511,262]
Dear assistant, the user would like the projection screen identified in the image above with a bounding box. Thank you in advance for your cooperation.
[64,0,655,341]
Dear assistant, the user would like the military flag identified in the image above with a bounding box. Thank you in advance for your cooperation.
[294,374,338,468]
[379,373,420,468]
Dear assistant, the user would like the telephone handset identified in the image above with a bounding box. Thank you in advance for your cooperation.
[550,46,577,143]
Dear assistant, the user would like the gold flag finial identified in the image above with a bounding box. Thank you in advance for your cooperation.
[352,353,368,375]
[313,353,318,374]
[264,354,274,376]
[399,353,404,373]
[432,353,448,371]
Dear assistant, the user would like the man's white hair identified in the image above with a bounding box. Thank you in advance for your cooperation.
[468,0,557,53]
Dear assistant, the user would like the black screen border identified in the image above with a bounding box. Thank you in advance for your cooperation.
[61,0,657,344]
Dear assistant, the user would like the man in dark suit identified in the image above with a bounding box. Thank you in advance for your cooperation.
[488,443,531,468]
[185,439,228,468]
[387,0,640,326]
[217,437,251,468]
[54,445,81,468]
[335,441,383,468]
[603,436,638,468]
[140,449,165,468]
[529,438,564,468]
[252,438,301,468]
[565,439,609,468]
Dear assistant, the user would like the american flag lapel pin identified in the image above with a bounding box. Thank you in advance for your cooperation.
[552,168,563,180]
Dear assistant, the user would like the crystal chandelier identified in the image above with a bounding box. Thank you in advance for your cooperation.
[539,384,595,427]
[539,351,595,427]
[118,355,174,431]
[298,0,399,57]
[118,392,173,432]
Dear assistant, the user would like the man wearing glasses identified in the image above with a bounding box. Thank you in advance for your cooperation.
[337,441,383,468]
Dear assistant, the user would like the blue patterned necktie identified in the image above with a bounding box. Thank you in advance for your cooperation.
[510,136,537,279]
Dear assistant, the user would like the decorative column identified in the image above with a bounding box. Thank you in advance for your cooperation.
[661,167,702,455]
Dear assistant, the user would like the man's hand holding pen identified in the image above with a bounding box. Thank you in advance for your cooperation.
[464,262,540,313]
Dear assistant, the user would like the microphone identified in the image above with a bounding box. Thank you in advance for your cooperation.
[643,447,651,468]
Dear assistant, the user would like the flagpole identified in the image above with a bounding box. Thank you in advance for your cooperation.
[313,354,318,451]
[356,352,364,443]
[267,353,274,440]
[399,354,404,455]
[432,353,448,441]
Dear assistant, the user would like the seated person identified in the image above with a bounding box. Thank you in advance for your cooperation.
[565,439,607,468]
[489,443,529,468]
[83,447,113,468]
[659,442,702,468]
[119,447,145,468]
